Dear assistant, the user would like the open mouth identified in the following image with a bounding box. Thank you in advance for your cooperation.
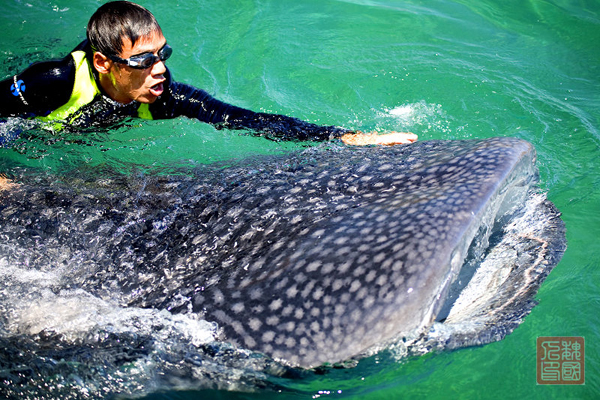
[149,82,164,97]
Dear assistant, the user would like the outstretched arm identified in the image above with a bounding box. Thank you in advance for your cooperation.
[152,80,417,145]
[151,80,346,141]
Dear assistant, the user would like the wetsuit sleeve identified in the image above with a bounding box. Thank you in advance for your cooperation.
[0,57,76,118]
[150,74,349,141]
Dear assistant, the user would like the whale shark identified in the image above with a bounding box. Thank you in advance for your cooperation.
[0,137,566,390]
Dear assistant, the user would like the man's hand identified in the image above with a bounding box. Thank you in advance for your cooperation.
[340,131,418,146]
[0,174,17,192]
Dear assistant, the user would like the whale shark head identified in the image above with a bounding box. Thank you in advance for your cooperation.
[0,137,565,378]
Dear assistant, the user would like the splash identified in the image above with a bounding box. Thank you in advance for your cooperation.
[375,101,457,137]
[0,117,38,148]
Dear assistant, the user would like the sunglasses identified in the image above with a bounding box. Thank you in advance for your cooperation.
[109,44,173,69]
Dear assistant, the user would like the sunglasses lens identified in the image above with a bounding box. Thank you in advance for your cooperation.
[159,45,173,61]
[138,55,156,69]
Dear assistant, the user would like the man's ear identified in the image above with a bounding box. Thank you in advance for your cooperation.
[93,52,112,75]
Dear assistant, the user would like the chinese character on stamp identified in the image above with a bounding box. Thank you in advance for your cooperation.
[537,337,585,385]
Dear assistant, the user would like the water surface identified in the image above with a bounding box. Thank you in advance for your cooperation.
[1,0,598,398]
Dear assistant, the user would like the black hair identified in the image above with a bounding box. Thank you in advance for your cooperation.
[87,1,162,57]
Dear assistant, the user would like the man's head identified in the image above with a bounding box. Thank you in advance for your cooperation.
[88,1,169,104]
[87,1,162,59]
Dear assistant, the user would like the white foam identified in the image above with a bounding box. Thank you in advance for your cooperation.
[0,260,216,348]
[388,105,414,118]
[15,289,216,347]
[374,101,454,135]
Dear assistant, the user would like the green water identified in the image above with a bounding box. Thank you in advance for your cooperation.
[1,0,599,399]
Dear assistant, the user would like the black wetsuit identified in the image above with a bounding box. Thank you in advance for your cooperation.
[0,40,347,141]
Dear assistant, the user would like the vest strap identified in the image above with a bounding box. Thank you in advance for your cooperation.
[38,51,100,125]
[137,103,153,120]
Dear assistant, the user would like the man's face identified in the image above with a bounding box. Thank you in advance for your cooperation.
[103,30,168,104]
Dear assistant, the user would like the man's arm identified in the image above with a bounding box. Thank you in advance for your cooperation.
[150,79,347,141]
[0,57,75,118]
[150,78,417,144]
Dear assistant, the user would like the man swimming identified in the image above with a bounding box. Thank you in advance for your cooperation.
[0,1,417,146]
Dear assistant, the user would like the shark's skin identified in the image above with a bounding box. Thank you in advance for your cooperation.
[0,137,566,369]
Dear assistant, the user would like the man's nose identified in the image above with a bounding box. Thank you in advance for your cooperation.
[152,59,166,76]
